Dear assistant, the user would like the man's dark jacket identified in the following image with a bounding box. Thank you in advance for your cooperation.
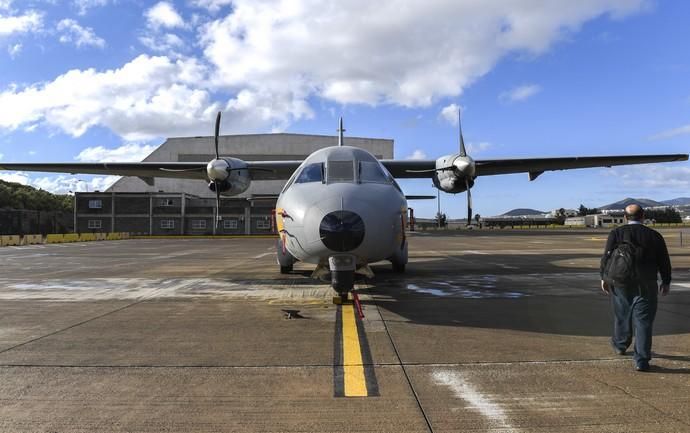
[600,223,672,285]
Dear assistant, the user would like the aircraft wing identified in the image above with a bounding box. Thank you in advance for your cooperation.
[381,154,689,179]
[0,161,303,181]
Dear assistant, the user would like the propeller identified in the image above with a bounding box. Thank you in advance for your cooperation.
[459,109,472,226]
[465,177,473,226]
[213,111,222,226]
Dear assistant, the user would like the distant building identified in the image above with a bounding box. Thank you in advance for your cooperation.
[564,213,625,228]
[75,133,393,235]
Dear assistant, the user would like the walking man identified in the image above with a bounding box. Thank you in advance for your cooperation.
[600,204,671,371]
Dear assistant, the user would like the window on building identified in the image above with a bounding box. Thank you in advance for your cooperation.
[159,199,175,207]
[87,220,102,229]
[223,219,238,229]
[191,220,207,230]
[88,199,102,209]
[160,220,175,229]
[256,219,271,230]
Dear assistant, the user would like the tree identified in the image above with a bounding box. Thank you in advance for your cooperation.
[435,212,447,228]
[0,180,73,212]
[578,204,588,216]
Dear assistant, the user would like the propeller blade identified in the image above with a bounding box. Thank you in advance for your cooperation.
[465,177,472,226]
[214,111,221,159]
[215,181,222,226]
[458,108,467,157]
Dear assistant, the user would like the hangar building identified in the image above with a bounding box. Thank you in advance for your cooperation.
[74,133,394,235]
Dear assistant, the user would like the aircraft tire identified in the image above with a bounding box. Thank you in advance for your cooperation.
[276,238,296,273]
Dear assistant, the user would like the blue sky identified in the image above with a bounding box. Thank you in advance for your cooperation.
[0,0,688,217]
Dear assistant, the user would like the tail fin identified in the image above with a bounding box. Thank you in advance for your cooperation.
[458,108,467,157]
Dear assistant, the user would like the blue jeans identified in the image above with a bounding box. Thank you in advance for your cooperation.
[611,280,658,365]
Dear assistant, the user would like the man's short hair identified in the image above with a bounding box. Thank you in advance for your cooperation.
[625,206,644,221]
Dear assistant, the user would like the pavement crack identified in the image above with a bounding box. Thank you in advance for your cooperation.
[0,299,147,356]
[589,376,690,428]
[369,288,435,433]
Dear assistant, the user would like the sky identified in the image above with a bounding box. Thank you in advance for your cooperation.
[0,0,689,218]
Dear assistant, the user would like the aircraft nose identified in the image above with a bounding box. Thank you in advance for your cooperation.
[319,210,365,252]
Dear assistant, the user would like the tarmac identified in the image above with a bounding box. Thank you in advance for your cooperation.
[1,229,689,432]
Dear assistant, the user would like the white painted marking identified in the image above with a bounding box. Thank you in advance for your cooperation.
[432,370,517,432]
[252,252,273,259]
[464,250,489,255]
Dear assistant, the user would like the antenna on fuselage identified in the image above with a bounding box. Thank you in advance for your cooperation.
[338,117,345,147]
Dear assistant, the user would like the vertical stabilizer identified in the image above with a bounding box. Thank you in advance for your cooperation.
[458,108,467,157]
[338,117,345,147]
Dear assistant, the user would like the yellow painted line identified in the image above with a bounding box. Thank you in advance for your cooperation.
[341,303,368,397]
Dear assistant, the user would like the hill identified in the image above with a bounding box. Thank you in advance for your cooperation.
[501,208,546,216]
[661,197,690,206]
[0,180,72,211]
[598,197,666,210]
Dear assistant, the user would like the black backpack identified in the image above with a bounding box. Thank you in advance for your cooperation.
[603,227,641,285]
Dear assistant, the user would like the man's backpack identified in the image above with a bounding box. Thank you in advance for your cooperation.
[603,227,640,285]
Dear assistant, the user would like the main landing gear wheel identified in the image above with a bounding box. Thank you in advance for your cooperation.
[390,239,408,273]
[280,265,293,274]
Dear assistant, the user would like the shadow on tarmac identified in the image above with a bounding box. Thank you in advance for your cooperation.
[361,252,690,338]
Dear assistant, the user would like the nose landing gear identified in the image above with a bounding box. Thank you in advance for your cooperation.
[329,254,356,304]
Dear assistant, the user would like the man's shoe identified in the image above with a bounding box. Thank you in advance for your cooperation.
[635,362,650,372]
[614,348,626,356]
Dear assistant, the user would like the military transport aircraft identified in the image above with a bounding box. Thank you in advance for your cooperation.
[1,112,687,299]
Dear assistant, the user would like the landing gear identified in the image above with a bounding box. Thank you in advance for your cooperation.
[389,239,408,273]
[276,237,296,274]
[328,254,356,304]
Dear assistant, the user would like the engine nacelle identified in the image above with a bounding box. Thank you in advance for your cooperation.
[207,157,251,196]
[432,154,476,193]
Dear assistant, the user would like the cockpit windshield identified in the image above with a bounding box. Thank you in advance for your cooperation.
[358,161,388,183]
[327,160,355,183]
[295,162,323,183]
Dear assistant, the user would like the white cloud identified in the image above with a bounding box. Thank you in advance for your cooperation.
[405,149,427,160]
[72,0,109,16]
[57,19,105,49]
[0,54,308,140]
[0,171,29,184]
[7,42,20,57]
[499,84,542,103]
[0,55,215,140]
[146,2,185,29]
[466,142,492,154]
[139,32,185,53]
[75,143,156,162]
[0,0,648,142]
[191,0,232,13]
[0,0,12,11]
[0,10,42,36]
[440,103,460,126]
[649,123,690,141]
[201,0,643,109]
[605,165,690,190]
[31,174,120,194]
